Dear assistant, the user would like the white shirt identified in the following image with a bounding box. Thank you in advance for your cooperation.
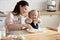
[6,12,27,25]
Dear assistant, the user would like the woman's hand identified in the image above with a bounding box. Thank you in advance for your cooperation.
[22,24,32,29]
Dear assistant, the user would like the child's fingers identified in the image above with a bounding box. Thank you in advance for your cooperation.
[25,18,32,23]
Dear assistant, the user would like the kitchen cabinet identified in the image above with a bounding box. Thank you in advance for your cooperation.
[40,15,60,27]
[0,17,6,28]
[0,17,6,37]
[38,11,60,27]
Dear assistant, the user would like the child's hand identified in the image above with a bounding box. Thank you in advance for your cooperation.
[33,18,41,25]
[33,18,38,23]
[25,18,32,24]
[38,18,41,23]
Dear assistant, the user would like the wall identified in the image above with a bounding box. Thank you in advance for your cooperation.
[0,0,60,11]
[0,0,60,28]
[26,0,47,11]
[26,0,60,11]
[56,0,60,11]
[59,0,60,10]
[0,0,21,12]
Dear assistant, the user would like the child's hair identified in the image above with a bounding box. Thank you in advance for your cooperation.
[28,10,38,18]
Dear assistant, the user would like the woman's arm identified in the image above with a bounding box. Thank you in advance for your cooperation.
[6,23,23,34]
[7,24,23,30]
[5,13,23,33]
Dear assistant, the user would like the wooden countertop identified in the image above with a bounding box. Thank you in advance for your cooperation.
[40,11,60,15]
[0,14,7,17]
[25,29,58,40]
[0,11,60,17]
[1,28,59,40]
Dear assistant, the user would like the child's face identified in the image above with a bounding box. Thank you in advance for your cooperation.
[29,11,38,20]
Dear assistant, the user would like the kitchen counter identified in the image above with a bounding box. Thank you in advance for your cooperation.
[40,11,60,15]
[0,14,7,17]
[1,28,59,40]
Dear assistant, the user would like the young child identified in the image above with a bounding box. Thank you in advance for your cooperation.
[25,10,41,30]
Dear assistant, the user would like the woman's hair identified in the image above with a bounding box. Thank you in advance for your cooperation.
[12,1,29,15]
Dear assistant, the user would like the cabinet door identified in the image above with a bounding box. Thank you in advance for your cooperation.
[25,0,47,10]
[0,17,6,30]
[0,17,6,37]
[40,15,60,28]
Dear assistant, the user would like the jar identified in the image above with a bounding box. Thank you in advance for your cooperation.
[47,0,56,12]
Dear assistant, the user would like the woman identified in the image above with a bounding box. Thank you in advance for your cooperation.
[5,1,32,33]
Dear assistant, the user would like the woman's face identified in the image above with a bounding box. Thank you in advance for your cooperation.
[20,5,28,15]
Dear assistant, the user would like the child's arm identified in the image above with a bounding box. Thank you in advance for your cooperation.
[38,18,42,30]
[38,18,41,23]
[25,18,33,29]
[25,18,32,24]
